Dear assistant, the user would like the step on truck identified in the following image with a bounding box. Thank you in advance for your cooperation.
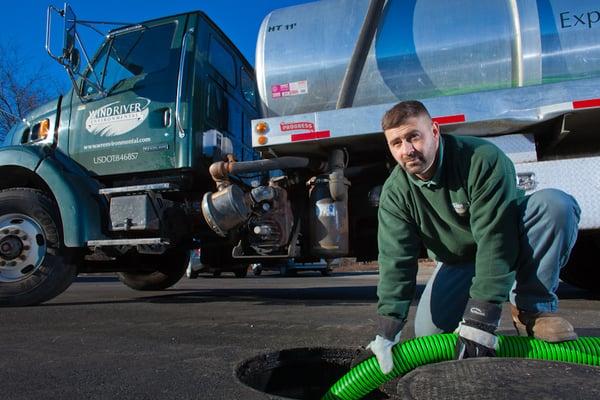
[2,0,600,305]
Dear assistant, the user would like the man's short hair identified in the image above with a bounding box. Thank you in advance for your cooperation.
[381,100,431,131]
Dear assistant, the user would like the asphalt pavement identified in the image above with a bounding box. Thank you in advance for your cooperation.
[2,267,600,400]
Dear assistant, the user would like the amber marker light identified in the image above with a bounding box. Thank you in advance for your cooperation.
[32,119,50,141]
[255,121,269,134]
[41,119,51,139]
[257,135,268,145]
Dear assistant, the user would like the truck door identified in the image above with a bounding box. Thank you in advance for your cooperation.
[202,31,259,163]
[68,15,189,176]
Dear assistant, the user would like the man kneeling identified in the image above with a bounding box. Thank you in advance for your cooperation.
[367,100,580,373]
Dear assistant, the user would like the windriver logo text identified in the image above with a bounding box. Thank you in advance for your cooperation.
[86,98,151,136]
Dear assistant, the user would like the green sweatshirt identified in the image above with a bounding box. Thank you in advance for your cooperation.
[377,134,524,321]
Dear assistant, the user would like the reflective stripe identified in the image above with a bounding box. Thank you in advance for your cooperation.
[290,130,331,142]
[432,114,466,125]
[538,98,600,115]
[538,102,572,115]
[573,98,600,109]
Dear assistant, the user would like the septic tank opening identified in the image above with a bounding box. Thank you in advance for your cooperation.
[235,347,388,400]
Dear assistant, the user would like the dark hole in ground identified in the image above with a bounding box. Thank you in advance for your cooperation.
[236,347,388,400]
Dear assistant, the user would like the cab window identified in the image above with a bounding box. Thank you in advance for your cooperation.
[241,67,257,109]
[208,36,236,86]
[206,81,228,130]
[83,22,176,96]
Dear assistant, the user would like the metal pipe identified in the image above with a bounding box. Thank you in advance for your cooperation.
[208,157,326,189]
[508,0,524,87]
[327,149,349,202]
[335,0,386,109]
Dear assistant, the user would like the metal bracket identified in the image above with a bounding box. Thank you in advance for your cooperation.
[87,238,170,247]
[517,172,538,192]
[231,219,301,259]
[544,114,573,152]
[99,183,180,196]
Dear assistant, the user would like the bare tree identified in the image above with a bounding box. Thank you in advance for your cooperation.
[0,44,61,144]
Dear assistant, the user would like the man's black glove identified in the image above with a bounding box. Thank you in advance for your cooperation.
[455,299,502,360]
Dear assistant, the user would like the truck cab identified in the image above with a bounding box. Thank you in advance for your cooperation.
[0,6,260,306]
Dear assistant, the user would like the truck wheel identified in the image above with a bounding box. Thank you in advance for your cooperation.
[0,189,76,306]
[252,264,262,276]
[117,248,189,291]
[560,232,600,292]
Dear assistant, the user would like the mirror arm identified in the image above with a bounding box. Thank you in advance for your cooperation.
[75,32,105,95]
[45,5,65,64]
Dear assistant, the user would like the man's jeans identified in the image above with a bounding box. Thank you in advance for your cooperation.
[414,189,581,336]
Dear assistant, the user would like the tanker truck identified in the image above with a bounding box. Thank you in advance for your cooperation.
[201,0,600,288]
[1,0,600,306]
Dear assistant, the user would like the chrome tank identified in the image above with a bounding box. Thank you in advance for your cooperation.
[256,0,600,117]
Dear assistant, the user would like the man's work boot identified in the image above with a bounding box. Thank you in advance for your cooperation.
[511,304,578,343]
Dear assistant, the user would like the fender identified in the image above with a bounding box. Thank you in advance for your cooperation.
[36,149,109,247]
[0,145,46,171]
[0,145,108,247]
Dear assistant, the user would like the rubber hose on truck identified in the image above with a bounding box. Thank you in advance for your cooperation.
[322,334,600,400]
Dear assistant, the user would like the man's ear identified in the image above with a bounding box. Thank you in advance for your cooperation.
[432,121,440,139]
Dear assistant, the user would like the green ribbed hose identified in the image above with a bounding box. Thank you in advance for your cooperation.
[322,334,600,400]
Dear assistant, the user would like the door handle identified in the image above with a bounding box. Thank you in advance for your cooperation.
[163,108,172,128]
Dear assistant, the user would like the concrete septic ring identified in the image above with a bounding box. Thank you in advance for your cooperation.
[396,358,600,400]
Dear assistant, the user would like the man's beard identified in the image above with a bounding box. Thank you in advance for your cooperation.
[401,154,435,178]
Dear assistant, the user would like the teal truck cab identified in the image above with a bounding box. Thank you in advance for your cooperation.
[0,5,260,305]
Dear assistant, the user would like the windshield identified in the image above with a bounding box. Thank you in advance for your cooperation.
[83,22,176,96]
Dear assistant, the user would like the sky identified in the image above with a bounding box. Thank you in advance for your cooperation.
[1,0,313,91]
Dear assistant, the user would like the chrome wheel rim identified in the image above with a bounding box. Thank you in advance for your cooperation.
[0,214,47,283]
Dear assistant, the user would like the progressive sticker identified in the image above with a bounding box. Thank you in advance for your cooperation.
[280,121,315,132]
[271,80,308,99]
[86,97,151,136]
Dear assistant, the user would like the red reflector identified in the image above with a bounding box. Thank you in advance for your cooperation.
[291,130,331,142]
[432,114,466,125]
[573,98,600,109]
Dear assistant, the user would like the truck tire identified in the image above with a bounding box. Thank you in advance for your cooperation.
[0,188,77,306]
[560,232,600,292]
[117,248,189,291]
[252,264,262,276]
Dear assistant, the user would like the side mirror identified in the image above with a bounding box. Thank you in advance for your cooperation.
[62,4,77,69]
[45,3,132,99]
[46,3,78,69]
